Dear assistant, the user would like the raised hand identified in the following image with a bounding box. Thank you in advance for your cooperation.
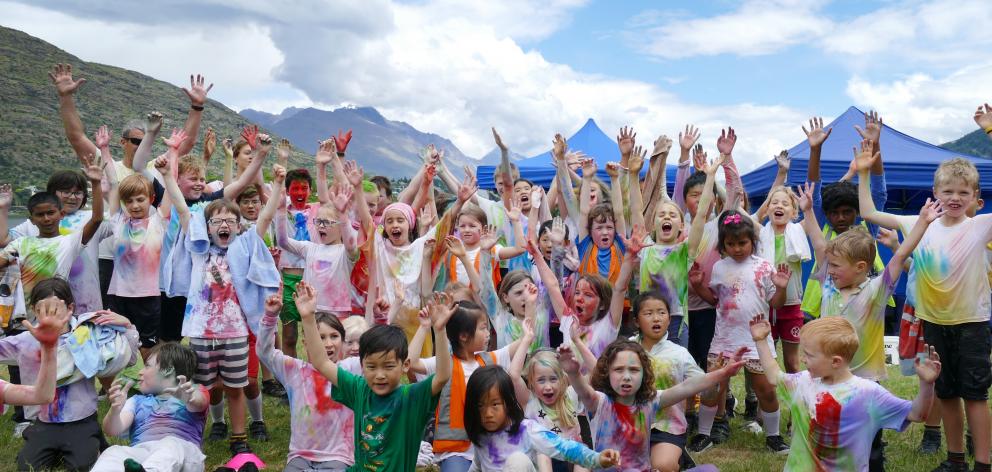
[556,345,580,374]
[530,186,544,210]
[264,294,283,318]
[774,150,791,172]
[705,153,727,175]
[521,314,536,340]
[48,63,86,96]
[915,344,942,383]
[605,162,621,179]
[428,292,457,329]
[651,135,673,159]
[222,138,234,157]
[772,263,792,289]
[457,172,478,203]
[257,133,273,153]
[525,238,542,260]
[852,138,880,174]
[855,110,882,144]
[204,127,217,157]
[678,125,700,151]
[802,116,832,148]
[94,125,111,150]
[22,296,72,346]
[417,306,432,329]
[919,198,946,223]
[419,204,436,231]
[182,74,213,106]
[549,217,567,246]
[80,153,106,181]
[796,181,814,213]
[621,224,648,255]
[107,378,134,410]
[876,228,900,252]
[241,125,259,150]
[146,111,164,135]
[598,450,621,468]
[616,126,636,157]
[552,133,568,162]
[153,155,170,173]
[974,103,992,130]
[333,129,353,155]
[444,235,467,258]
[716,127,737,156]
[275,138,291,164]
[580,158,597,179]
[628,145,646,173]
[292,281,317,320]
[162,375,199,404]
[749,314,771,341]
[373,298,390,324]
[479,225,498,251]
[343,160,364,187]
[421,164,437,190]
[0,183,12,209]
[692,144,707,172]
[492,127,508,152]
[330,183,354,213]
[506,196,522,222]
[163,128,188,151]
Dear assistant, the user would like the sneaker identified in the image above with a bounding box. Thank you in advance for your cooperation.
[123,458,146,472]
[766,435,790,455]
[229,439,252,456]
[13,421,30,439]
[743,420,764,434]
[931,460,970,472]
[687,434,714,453]
[249,420,269,441]
[725,393,737,418]
[919,428,942,455]
[711,417,731,444]
[208,422,228,441]
[261,379,288,398]
[744,396,758,422]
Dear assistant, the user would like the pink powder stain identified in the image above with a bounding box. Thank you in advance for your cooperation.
[310,369,340,413]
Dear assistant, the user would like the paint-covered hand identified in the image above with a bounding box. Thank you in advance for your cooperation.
[163,128,189,151]
[616,126,635,158]
[333,129,353,154]
[551,133,567,162]
[263,294,283,320]
[292,281,318,320]
[598,449,621,468]
[772,264,792,289]
[315,139,337,166]
[91,310,132,328]
[445,235,467,259]
[492,127,508,152]
[479,225,498,251]
[688,263,704,288]
[915,344,942,384]
[182,74,213,107]
[774,150,790,172]
[344,160,364,188]
[49,63,87,96]
[678,125,699,152]
[23,297,72,347]
[146,111,164,135]
[627,145,646,174]
[373,297,390,325]
[716,127,736,156]
[749,314,771,342]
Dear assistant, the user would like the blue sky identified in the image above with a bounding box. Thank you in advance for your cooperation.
[2,0,990,170]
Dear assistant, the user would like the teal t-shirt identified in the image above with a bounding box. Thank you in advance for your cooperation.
[332,366,440,471]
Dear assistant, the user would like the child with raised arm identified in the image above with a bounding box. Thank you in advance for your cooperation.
[750,315,941,471]
[857,139,992,472]
[93,342,209,472]
[301,279,453,472]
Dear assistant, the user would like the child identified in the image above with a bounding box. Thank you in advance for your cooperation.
[277,166,321,360]
[688,208,791,454]
[0,277,139,471]
[159,143,280,457]
[576,160,626,283]
[438,202,525,289]
[0,283,69,406]
[408,295,529,472]
[463,365,620,471]
[858,147,992,472]
[342,315,370,358]
[561,337,745,472]
[749,315,941,471]
[257,291,359,471]
[300,280,453,471]
[94,342,209,472]
[479,224,551,349]
[631,293,704,471]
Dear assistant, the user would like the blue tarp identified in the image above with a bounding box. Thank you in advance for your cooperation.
[740,106,992,210]
[476,118,678,191]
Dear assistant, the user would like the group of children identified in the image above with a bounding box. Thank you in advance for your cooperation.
[0,62,988,472]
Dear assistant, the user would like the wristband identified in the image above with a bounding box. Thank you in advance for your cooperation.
[191,104,205,111]
[985,126,992,134]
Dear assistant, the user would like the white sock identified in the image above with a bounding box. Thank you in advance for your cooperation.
[247,392,263,422]
[761,408,781,437]
[698,404,718,436]
[210,399,226,423]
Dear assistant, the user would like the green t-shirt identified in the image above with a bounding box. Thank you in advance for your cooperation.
[637,242,690,318]
[332,366,440,471]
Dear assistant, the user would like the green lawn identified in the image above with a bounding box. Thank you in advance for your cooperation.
[0,358,986,471]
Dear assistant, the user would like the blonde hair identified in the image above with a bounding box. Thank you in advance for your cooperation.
[653,200,685,238]
[177,154,205,177]
[825,225,875,265]
[524,350,578,430]
[799,317,859,362]
[767,185,799,213]
[118,174,153,202]
[934,157,979,192]
[341,316,369,338]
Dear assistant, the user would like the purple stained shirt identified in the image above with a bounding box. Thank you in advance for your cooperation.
[125,393,206,446]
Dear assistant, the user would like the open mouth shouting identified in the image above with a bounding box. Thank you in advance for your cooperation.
[388,227,404,244]
[215,227,232,245]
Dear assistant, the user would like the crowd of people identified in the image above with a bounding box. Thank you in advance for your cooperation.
[0,62,989,472]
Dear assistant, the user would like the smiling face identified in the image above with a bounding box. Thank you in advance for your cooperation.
[29,202,62,237]
[479,385,509,433]
[654,201,684,244]
[288,180,312,210]
[767,189,798,229]
[825,251,868,289]
[572,278,603,324]
[457,214,483,247]
[513,181,533,211]
[636,298,670,343]
[590,216,616,250]
[314,206,343,245]
[207,208,239,248]
[934,178,977,220]
[361,350,409,396]
[177,170,206,201]
[138,354,176,394]
[609,350,644,403]
[345,329,364,358]
[124,193,152,219]
[55,187,84,214]
[383,209,411,246]
[529,362,563,407]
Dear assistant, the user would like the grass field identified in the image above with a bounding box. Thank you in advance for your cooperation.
[0,354,987,471]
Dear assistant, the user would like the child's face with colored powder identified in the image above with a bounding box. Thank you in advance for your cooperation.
[529,362,563,407]
[207,208,239,248]
[314,206,343,245]
[654,201,683,244]
[467,317,491,354]
[636,298,670,343]
[287,179,311,210]
[361,350,409,396]
[538,231,554,260]
[723,233,753,262]
[513,181,533,212]
[825,251,868,290]
[124,193,152,220]
[29,202,63,237]
[479,385,509,432]
[501,280,535,318]
[457,214,483,247]
[934,178,977,220]
[383,209,411,246]
[590,216,616,250]
[311,321,343,362]
[572,279,602,324]
[609,350,643,404]
[138,354,176,394]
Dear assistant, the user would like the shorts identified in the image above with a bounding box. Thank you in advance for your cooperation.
[770,304,803,344]
[688,308,717,370]
[650,428,687,448]
[247,331,260,380]
[708,352,763,375]
[158,293,187,343]
[191,337,250,388]
[281,272,303,323]
[923,320,992,401]
[109,295,160,348]
[17,413,105,471]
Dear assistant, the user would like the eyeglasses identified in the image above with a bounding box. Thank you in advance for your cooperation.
[56,190,85,198]
[314,218,341,228]
[125,137,142,146]
[208,218,239,227]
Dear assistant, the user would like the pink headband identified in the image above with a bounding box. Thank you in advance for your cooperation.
[383,202,415,227]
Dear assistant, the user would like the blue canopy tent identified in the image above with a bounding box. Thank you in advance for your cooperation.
[741,106,992,210]
[476,118,679,191]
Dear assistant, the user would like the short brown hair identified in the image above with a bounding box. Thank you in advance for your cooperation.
[177,154,205,178]
[236,184,260,204]
[799,317,859,362]
[497,270,534,309]
[826,225,875,265]
[590,340,656,405]
[587,203,616,235]
[934,157,979,192]
[232,139,251,161]
[204,199,241,221]
[118,174,154,202]
[575,273,612,321]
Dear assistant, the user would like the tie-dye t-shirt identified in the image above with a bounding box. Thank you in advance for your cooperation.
[280,240,356,313]
[525,388,584,443]
[708,255,777,360]
[560,308,621,358]
[10,211,103,314]
[373,227,437,332]
[638,242,690,318]
[779,371,911,472]
[124,393,207,446]
[3,232,84,320]
[280,203,321,270]
[470,418,602,471]
[256,316,356,465]
[108,211,165,298]
[895,214,992,325]
[480,254,550,350]
[687,219,721,311]
[639,336,704,435]
[816,269,897,381]
[182,248,247,339]
[588,390,665,472]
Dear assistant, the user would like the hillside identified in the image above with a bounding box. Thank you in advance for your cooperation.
[941,128,992,158]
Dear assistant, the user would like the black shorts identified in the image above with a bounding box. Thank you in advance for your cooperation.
[109,295,160,348]
[923,320,992,401]
[650,428,687,448]
[159,293,187,343]
[688,308,717,370]
[17,413,106,471]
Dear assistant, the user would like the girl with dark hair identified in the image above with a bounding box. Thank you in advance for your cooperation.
[464,365,619,471]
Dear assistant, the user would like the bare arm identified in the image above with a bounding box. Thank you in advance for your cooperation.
[803,117,831,182]
[49,64,98,160]
[509,319,536,407]
[429,294,454,395]
[176,74,213,157]
[80,154,105,245]
[907,346,940,423]
[527,239,568,318]
[222,138,235,186]
[299,282,340,385]
[753,151,790,222]
[315,139,335,205]
[854,140,900,229]
[658,359,744,409]
[102,380,135,436]
[0,185,13,247]
[687,154,725,255]
[558,344,599,414]
[158,130,191,232]
[131,112,164,179]
[797,182,827,263]
[224,131,270,201]
[607,168,627,238]
[256,165,286,239]
[887,200,943,282]
[577,159,595,241]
